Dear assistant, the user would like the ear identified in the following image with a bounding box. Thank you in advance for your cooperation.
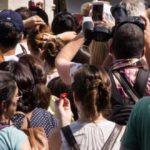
[142,46,146,57]
[0,101,7,111]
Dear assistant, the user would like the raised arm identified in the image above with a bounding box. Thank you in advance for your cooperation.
[55,32,85,85]
[142,16,150,68]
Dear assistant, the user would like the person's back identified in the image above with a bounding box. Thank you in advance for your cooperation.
[12,107,58,137]
[61,120,122,150]
[109,22,150,125]
[0,126,28,150]
[0,71,31,150]
[121,97,150,150]
[51,65,125,150]
[0,10,24,62]
[0,61,58,137]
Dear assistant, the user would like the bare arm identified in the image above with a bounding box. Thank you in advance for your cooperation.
[142,16,150,68]
[48,128,61,150]
[55,32,85,85]
[20,138,31,150]
[102,53,114,69]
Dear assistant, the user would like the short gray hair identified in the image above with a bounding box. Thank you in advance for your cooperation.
[120,0,146,16]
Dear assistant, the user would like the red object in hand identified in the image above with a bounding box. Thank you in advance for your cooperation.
[59,93,68,106]
[60,92,68,98]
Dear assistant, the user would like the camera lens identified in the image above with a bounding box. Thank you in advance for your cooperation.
[111,4,127,23]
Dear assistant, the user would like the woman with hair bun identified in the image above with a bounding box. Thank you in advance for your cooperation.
[49,65,125,150]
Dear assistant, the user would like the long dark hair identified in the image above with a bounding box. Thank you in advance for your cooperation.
[0,71,17,114]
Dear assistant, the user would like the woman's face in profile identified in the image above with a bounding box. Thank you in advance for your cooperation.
[7,87,20,117]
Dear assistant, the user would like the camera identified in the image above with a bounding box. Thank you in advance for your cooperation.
[111,3,145,30]
[83,3,145,42]
[83,1,113,42]
[82,16,112,42]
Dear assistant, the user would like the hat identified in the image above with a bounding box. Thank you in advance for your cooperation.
[0,10,24,32]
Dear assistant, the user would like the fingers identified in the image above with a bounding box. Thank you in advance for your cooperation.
[56,98,70,109]
[141,16,150,29]
[33,15,45,25]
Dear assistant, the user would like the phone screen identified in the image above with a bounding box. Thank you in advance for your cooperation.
[92,4,103,21]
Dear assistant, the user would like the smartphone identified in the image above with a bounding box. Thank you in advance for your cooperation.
[92,1,113,22]
[92,2,103,21]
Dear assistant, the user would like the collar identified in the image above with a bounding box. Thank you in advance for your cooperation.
[110,58,142,71]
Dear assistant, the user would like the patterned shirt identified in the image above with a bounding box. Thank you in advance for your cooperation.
[110,58,150,104]
[11,108,58,137]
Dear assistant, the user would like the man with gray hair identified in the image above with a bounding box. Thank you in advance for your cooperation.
[121,0,146,16]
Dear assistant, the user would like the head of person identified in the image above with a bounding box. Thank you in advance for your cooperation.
[27,25,53,58]
[72,65,111,122]
[112,23,144,59]
[0,10,24,52]
[15,7,33,38]
[19,54,46,84]
[51,11,79,34]
[48,77,78,120]
[41,37,64,70]
[0,61,50,112]
[28,29,64,67]
[30,7,49,24]
[0,71,19,118]
[120,0,146,16]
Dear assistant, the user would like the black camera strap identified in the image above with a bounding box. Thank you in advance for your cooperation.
[61,125,80,150]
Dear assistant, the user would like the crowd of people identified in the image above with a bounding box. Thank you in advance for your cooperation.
[0,0,150,149]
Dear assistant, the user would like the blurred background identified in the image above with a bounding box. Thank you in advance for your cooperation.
[1,0,150,23]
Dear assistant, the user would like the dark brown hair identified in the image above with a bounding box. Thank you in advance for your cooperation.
[72,64,111,122]
[42,38,64,69]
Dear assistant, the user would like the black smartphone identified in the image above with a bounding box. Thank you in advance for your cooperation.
[92,3,103,21]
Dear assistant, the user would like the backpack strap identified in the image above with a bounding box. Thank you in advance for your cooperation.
[16,44,27,58]
[113,71,139,103]
[102,124,123,150]
[61,125,80,150]
[134,69,150,97]
[108,71,123,105]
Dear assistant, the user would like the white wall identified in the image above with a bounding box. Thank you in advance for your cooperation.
[7,0,54,24]
[0,0,8,10]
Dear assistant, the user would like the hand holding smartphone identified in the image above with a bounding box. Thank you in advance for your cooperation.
[92,1,113,23]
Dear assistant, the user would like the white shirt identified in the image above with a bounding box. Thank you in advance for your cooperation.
[61,120,124,150]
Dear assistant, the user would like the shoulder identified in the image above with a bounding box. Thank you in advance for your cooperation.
[69,120,116,137]
[33,108,58,125]
[70,62,83,83]
[0,126,27,150]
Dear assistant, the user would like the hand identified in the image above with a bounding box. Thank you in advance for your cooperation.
[141,16,150,68]
[141,16,150,47]
[57,31,77,42]
[55,98,73,127]
[23,15,45,28]
[95,18,115,29]
[36,33,56,41]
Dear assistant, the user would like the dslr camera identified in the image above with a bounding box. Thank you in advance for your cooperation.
[111,3,145,31]
[83,2,145,42]
[82,16,112,42]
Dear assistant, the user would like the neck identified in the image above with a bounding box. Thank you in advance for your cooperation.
[78,111,105,123]
[1,47,16,56]
[0,114,10,125]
